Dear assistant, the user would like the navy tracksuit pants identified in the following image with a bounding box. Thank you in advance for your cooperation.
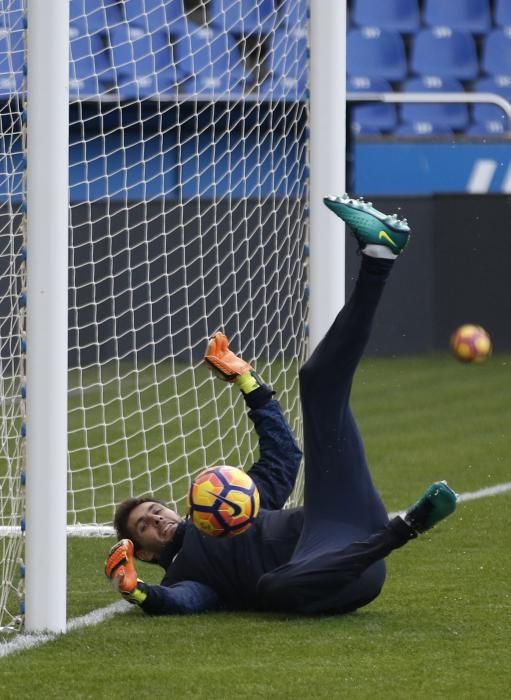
[257,255,414,614]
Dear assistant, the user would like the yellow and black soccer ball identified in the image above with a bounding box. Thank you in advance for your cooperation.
[187,465,260,537]
[450,324,492,364]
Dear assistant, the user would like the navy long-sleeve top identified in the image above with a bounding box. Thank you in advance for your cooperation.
[139,398,303,616]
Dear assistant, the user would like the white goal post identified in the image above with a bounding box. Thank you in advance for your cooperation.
[24,0,69,635]
[0,0,346,636]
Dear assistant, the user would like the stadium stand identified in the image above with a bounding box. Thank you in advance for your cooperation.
[209,0,277,37]
[0,0,24,71]
[70,0,123,33]
[344,1,511,137]
[465,119,507,135]
[347,28,408,81]
[351,0,420,34]
[69,31,116,93]
[472,75,511,123]
[122,0,190,38]
[277,0,308,38]
[1,0,511,137]
[260,29,307,100]
[108,24,179,97]
[174,26,247,97]
[494,0,511,29]
[0,33,23,97]
[481,28,511,77]
[423,0,491,34]
[410,27,479,81]
[0,0,23,29]
[393,121,454,136]
[400,76,470,131]
[351,124,382,136]
[348,76,398,133]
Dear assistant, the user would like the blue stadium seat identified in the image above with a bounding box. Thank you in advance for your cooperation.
[482,29,511,78]
[465,120,506,135]
[347,28,407,81]
[70,31,116,90]
[472,76,511,124]
[108,24,178,97]
[411,27,479,80]
[352,0,420,33]
[259,30,307,100]
[494,0,511,29]
[423,0,491,34]
[400,76,469,130]
[351,124,383,136]
[174,26,246,97]
[70,0,123,34]
[393,122,454,136]
[348,76,398,132]
[122,0,189,38]
[209,0,277,37]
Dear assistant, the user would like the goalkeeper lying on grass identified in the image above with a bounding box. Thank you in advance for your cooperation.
[106,195,457,616]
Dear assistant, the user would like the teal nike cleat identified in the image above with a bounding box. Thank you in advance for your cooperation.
[323,194,411,255]
[404,481,458,534]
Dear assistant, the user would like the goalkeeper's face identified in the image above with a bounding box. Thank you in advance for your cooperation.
[127,501,184,560]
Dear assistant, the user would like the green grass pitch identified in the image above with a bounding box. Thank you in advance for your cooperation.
[1,353,510,698]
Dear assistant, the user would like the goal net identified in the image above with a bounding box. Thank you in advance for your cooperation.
[0,0,27,633]
[1,0,309,632]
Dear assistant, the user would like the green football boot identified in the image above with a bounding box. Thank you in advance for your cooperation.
[323,194,411,255]
[404,481,458,534]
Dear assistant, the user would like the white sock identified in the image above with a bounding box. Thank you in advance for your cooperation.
[362,244,398,260]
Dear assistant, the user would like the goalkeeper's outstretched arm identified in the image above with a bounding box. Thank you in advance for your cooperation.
[105,539,221,615]
[246,401,302,510]
[204,331,302,509]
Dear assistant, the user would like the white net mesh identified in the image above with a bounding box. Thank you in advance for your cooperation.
[0,0,26,632]
[1,0,309,630]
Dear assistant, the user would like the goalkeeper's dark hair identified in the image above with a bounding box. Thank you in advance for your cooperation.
[114,496,167,556]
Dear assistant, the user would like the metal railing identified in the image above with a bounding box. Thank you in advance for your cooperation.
[346,91,511,131]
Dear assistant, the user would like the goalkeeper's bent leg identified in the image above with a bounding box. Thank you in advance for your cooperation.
[256,517,415,615]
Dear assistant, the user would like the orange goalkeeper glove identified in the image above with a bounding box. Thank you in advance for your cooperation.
[204,332,253,382]
[105,539,147,605]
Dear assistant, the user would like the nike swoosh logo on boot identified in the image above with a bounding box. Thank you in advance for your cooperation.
[378,230,398,248]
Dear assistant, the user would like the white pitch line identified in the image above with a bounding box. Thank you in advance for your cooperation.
[456,481,511,503]
[1,480,511,659]
[0,601,131,659]
[388,481,511,518]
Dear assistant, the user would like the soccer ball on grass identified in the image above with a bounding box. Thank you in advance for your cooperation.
[450,324,492,364]
[187,465,260,537]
